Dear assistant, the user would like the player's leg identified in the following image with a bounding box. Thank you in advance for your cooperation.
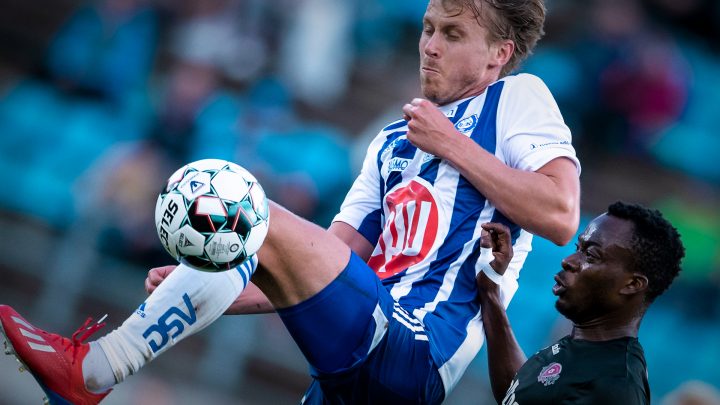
[251,202,375,373]
[252,202,352,308]
[0,257,255,404]
[251,203,446,402]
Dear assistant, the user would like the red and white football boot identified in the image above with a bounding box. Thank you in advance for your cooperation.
[0,305,111,404]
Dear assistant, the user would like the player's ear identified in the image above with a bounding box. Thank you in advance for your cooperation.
[619,273,649,296]
[490,40,514,68]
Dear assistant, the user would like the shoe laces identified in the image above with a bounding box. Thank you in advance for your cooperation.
[49,315,108,365]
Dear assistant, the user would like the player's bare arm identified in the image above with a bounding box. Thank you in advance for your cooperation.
[403,98,579,245]
[476,222,527,402]
[327,221,374,262]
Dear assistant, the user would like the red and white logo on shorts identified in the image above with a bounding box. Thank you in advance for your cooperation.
[368,179,440,279]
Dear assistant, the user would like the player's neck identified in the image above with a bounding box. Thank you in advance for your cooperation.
[570,314,641,341]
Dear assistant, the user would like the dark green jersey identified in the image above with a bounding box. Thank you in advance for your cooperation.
[501,336,650,405]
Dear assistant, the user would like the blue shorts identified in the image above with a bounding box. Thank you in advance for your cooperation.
[276,252,445,404]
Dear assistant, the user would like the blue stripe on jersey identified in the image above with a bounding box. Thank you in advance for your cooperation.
[400,82,506,365]
[383,119,408,132]
[469,81,504,148]
[490,209,521,245]
[384,136,418,192]
[421,239,482,355]
[357,208,383,246]
[375,132,407,203]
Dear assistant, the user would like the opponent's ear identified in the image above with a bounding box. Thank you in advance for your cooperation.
[619,273,649,296]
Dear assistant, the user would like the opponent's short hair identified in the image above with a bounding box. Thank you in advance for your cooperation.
[443,0,546,76]
[607,201,685,303]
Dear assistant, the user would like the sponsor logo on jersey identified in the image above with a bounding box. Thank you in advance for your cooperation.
[551,343,560,355]
[529,140,570,150]
[537,362,562,386]
[381,137,405,161]
[368,179,440,279]
[142,293,197,353]
[455,114,479,134]
[387,157,412,174]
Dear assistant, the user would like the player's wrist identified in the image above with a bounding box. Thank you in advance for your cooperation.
[440,130,470,162]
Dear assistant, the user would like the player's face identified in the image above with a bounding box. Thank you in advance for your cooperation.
[419,0,504,105]
[553,214,636,324]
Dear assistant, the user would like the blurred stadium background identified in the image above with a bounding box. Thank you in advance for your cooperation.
[0,0,718,404]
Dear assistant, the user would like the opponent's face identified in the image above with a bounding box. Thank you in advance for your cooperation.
[419,0,508,105]
[553,214,637,324]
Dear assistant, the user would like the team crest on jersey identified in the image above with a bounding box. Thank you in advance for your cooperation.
[455,114,479,134]
[537,362,562,386]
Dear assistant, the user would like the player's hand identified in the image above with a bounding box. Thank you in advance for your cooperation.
[402,98,461,159]
[476,222,513,298]
[145,265,177,295]
[481,222,513,275]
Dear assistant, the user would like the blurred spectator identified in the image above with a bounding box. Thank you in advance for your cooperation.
[279,0,354,106]
[661,381,720,405]
[76,141,175,267]
[46,0,158,102]
[569,0,691,155]
[150,58,235,165]
[168,0,269,83]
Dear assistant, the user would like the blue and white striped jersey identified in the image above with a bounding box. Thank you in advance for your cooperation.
[333,73,580,393]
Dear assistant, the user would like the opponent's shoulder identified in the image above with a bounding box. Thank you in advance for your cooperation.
[585,375,650,404]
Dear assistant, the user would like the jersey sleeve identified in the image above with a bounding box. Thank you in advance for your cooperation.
[332,132,386,246]
[497,74,581,174]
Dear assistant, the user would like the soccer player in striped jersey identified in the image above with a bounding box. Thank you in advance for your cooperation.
[0,0,580,403]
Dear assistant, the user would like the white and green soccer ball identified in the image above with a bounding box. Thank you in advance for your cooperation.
[155,159,269,272]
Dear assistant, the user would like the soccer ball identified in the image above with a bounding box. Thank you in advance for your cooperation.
[155,159,269,272]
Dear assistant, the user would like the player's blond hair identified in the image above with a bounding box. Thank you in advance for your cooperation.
[443,0,546,76]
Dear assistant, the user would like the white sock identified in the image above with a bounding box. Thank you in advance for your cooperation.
[83,257,256,391]
[83,342,116,394]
